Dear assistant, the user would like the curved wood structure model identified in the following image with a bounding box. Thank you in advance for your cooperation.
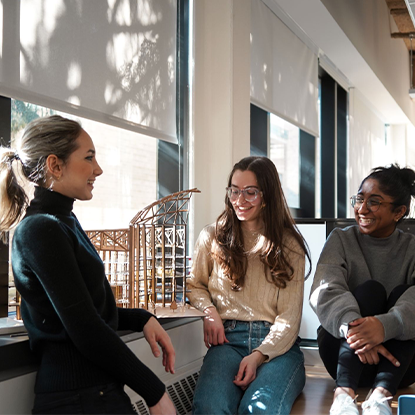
[85,188,200,310]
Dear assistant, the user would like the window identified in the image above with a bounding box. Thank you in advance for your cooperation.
[11,100,159,229]
[319,70,348,218]
[269,114,300,209]
[4,0,191,317]
[250,70,349,221]
[250,104,317,218]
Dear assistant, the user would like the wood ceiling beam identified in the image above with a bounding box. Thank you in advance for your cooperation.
[390,8,411,15]
[391,32,415,38]
[385,0,408,10]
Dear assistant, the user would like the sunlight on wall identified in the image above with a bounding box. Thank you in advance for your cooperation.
[13,0,177,140]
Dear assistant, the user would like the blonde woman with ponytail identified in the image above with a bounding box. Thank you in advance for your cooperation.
[5,115,176,415]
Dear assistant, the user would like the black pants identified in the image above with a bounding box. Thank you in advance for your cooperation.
[317,280,415,395]
[32,383,135,414]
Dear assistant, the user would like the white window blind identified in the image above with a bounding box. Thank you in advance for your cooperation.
[0,0,177,143]
[250,0,319,138]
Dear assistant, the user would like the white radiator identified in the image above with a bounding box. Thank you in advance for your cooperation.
[126,358,203,415]
[0,318,206,415]
[124,318,206,415]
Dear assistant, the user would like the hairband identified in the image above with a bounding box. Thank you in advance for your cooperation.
[10,153,21,163]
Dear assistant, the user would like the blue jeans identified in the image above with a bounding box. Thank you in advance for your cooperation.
[192,320,305,415]
[32,383,135,414]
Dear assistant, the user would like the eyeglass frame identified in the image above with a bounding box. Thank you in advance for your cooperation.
[350,195,398,212]
[226,186,263,203]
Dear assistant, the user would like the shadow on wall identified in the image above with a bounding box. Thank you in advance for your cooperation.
[17,0,176,133]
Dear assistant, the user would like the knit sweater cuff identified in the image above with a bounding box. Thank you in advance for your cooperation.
[192,298,215,312]
[255,344,281,362]
[375,313,403,342]
[141,376,166,408]
[338,311,361,338]
[117,308,154,332]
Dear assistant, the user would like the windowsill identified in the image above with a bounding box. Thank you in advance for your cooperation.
[0,316,200,382]
[0,316,26,336]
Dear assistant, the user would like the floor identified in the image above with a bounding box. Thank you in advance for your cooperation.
[291,347,415,415]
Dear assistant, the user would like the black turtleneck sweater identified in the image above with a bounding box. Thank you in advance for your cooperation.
[12,186,165,407]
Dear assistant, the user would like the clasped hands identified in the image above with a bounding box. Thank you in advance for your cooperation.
[203,307,266,390]
[346,316,400,367]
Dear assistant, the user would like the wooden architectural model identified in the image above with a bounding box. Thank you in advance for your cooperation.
[86,188,200,311]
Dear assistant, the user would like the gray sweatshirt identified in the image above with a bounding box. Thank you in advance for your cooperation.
[309,225,415,341]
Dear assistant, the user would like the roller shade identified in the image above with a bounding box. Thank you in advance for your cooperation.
[0,0,177,143]
[250,0,319,137]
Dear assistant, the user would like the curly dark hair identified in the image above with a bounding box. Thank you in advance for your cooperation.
[359,163,415,222]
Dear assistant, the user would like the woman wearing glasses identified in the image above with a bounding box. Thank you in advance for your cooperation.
[310,164,415,415]
[188,156,310,415]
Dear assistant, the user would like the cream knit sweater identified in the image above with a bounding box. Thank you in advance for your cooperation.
[187,224,305,361]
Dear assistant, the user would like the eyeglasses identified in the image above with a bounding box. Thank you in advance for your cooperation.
[226,186,263,202]
[350,195,396,212]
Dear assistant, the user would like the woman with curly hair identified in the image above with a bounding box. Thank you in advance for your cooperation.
[188,156,310,415]
[310,164,415,415]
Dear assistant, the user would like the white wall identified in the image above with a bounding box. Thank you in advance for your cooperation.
[191,0,251,240]
[406,123,415,169]
[390,124,407,168]
[348,89,415,218]
[348,89,387,215]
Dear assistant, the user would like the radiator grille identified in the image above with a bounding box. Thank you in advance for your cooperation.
[132,371,199,415]
[133,399,149,415]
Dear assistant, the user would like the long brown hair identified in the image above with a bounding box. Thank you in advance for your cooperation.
[213,156,310,289]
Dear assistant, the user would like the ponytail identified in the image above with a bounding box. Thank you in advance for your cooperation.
[0,149,28,241]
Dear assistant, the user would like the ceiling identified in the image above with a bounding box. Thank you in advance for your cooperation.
[386,0,415,51]
[274,0,415,124]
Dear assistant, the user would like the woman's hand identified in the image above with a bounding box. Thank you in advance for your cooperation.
[143,317,176,374]
[355,344,400,367]
[203,307,228,348]
[233,351,266,390]
[148,392,176,415]
[347,317,384,352]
